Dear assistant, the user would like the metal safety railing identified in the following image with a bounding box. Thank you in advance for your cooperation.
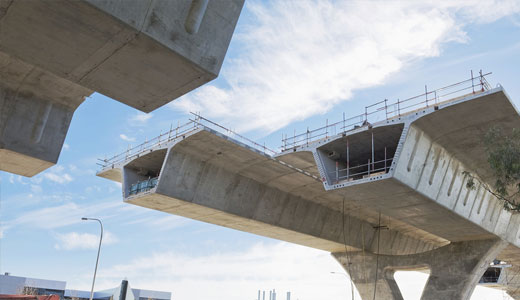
[97,113,278,169]
[97,119,200,169]
[281,70,492,151]
[189,113,278,156]
[128,177,159,195]
[330,157,393,183]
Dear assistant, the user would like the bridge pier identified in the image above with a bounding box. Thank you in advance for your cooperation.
[0,54,91,176]
[333,238,507,300]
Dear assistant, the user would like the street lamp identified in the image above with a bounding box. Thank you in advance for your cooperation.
[82,217,103,300]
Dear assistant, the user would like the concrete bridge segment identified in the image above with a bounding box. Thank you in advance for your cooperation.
[0,0,244,176]
[98,87,520,299]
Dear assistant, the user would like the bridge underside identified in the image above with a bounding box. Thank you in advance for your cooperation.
[98,88,520,298]
[0,0,243,176]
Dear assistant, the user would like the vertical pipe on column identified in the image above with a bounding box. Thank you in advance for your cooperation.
[119,280,128,300]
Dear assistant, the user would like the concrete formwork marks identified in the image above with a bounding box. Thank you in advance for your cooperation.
[117,130,438,255]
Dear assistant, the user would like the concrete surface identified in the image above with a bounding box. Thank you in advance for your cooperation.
[334,239,507,300]
[1,0,243,112]
[98,87,520,298]
[120,130,438,254]
[0,53,91,176]
[0,0,243,176]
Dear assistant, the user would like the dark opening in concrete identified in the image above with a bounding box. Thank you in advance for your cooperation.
[317,124,404,184]
[122,149,167,197]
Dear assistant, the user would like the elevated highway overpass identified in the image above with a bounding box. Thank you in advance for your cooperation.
[98,76,520,299]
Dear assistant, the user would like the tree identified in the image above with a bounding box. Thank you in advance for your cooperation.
[465,126,520,212]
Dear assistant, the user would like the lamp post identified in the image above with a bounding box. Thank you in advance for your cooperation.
[82,217,103,300]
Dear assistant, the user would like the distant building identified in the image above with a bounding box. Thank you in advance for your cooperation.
[258,289,291,300]
[0,274,170,300]
[0,294,60,300]
[0,274,66,299]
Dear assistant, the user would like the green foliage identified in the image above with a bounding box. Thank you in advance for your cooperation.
[465,127,520,212]
[484,127,520,198]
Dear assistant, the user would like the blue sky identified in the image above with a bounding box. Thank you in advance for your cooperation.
[2,1,520,299]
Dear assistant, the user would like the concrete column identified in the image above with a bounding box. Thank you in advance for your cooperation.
[0,54,91,176]
[333,238,507,300]
[495,265,520,299]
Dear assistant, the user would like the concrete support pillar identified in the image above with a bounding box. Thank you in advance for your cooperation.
[495,265,520,299]
[333,238,507,300]
[0,54,91,176]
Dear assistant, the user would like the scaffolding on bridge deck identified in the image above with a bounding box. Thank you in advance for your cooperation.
[281,70,492,151]
[97,113,278,169]
[98,70,492,176]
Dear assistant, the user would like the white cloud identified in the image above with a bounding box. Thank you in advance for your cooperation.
[30,184,42,194]
[129,112,153,124]
[44,173,73,184]
[122,214,190,230]
[63,143,70,150]
[86,242,353,300]
[5,201,121,231]
[66,241,510,300]
[119,134,136,142]
[54,231,118,250]
[43,165,74,184]
[171,0,520,134]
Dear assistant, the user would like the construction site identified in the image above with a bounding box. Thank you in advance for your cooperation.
[2,1,520,300]
[95,72,520,299]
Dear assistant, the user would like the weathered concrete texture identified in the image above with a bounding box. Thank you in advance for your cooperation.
[0,53,91,176]
[288,88,520,251]
[0,0,243,176]
[118,130,440,254]
[491,245,520,299]
[495,265,520,299]
[97,87,520,297]
[334,239,507,300]
[0,0,244,112]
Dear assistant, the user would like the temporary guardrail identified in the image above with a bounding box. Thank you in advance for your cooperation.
[281,70,492,151]
[129,177,159,195]
[97,113,277,169]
